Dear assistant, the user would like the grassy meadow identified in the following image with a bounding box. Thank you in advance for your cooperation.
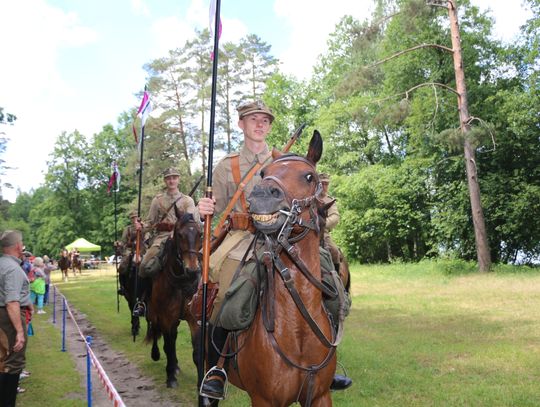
[17,261,540,406]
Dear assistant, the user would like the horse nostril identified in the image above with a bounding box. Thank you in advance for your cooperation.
[270,187,283,199]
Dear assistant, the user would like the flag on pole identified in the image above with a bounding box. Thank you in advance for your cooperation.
[107,161,120,194]
[209,0,222,59]
[132,90,153,144]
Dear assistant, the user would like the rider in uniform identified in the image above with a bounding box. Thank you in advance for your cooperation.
[115,210,139,296]
[318,173,342,272]
[132,167,198,317]
[197,100,352,399]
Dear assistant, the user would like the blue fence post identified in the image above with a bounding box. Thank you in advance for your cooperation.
[61,298,67,352]
[86,336,93,407]
[53,285,57,324]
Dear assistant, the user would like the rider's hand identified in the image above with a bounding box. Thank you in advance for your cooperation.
[134,219,143,231]
[198,197,216,217]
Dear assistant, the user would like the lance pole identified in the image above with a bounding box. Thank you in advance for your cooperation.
[114,181,119,313]
[134,87,147,328]
[199,0,221,404]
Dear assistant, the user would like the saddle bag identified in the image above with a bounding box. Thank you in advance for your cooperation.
[189,280,219,322]
[320,247,351,325]
[140,239,167,278]
[218,260,262,331]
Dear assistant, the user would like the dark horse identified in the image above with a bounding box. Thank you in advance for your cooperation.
[119,252,143,338]
[318,199,351,293]
[145,210,202,388]
[217,131,344,406]
[58,250,70,282]
[70,250,82,276]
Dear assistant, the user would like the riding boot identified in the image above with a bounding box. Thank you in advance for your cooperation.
[0,372,20,407]
[117,273,127,296]
[330,373,353,391]
[132,277,150,317]
[200,324,229,400]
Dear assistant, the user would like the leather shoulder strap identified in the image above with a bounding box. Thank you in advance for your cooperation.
[212,158,268,238]
[231,155,249,213]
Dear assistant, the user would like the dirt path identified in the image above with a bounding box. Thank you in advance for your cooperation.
[49,289,183,407]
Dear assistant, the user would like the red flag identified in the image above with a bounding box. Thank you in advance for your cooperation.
[107,162,120,194]
[133,90,152,144]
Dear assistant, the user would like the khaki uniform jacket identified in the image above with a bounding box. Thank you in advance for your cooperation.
[212,144,272,214]
[145,190,198,247]
[320,194,340,233]
[209,143,271,277]
[120,225,137,256]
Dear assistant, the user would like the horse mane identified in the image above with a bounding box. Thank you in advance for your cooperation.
[179,212,194,225]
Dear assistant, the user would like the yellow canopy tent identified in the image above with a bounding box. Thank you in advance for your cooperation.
[65,238,101,252]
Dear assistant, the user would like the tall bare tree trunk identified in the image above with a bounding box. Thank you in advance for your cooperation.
[447,0,491,272]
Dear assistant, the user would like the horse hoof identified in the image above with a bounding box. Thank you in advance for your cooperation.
[166,379,178,389]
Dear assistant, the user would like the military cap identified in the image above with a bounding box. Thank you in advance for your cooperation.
[237,100,275,122]
[128,210,138,219]
[319,173,330,183]
[0,230,22,248]
[163,167,180,178]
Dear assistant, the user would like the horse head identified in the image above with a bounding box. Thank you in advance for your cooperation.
[172,207,202,276]
[248,130,323,236]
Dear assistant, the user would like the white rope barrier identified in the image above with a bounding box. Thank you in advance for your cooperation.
[53,285,126,407]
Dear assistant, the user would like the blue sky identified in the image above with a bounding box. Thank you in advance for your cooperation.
[0,0,532,202]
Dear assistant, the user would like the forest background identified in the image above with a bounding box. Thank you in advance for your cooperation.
[0,0,538,267]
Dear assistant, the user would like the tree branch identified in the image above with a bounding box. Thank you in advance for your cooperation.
[370,43,454,67]
[371,82,459,106]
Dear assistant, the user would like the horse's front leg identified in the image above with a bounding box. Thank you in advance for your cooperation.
[163,328,179,388]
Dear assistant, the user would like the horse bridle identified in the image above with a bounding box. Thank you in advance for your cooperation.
[254,156,346,405]
[165,217,202,283]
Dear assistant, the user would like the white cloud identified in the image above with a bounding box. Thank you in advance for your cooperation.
[131,0,150,16]
[274,0,373,79]
[472,0,532,42]
[150,1,248,56]
[0,0,98,202]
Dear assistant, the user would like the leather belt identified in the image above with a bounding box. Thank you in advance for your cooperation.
[156,222,174,232]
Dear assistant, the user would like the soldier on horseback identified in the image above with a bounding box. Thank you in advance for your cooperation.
[132,167,198,317]
[115,210,139,296]
[197,100,352,400]
[318,173,342,273]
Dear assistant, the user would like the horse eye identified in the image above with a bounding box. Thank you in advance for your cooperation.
[306,174,313,182]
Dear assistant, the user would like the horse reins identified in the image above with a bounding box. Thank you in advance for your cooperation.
[258,156,347,406]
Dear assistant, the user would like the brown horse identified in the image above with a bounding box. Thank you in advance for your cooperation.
[70,250,82,276]
[318,199,351,293]
[223,130,342,406]
[58,250,70,282]
[145,210,202,388]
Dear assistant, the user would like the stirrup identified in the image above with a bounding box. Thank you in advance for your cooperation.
[199,366,228,400]
[132,301,146,317]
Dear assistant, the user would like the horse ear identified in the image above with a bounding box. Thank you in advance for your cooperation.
[271,147,282,160]
[306,130,323,165]
[324,199,336,212]
[174,203,181,220]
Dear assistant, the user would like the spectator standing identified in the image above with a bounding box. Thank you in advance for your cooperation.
[42,255,55,305]
[29,257,47,314]
[21,252,31,276]
[0,230,32,406]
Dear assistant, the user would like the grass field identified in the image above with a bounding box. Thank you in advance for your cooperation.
[18,261,540,406]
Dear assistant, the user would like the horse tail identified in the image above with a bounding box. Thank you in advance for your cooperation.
[144,321,162,344]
